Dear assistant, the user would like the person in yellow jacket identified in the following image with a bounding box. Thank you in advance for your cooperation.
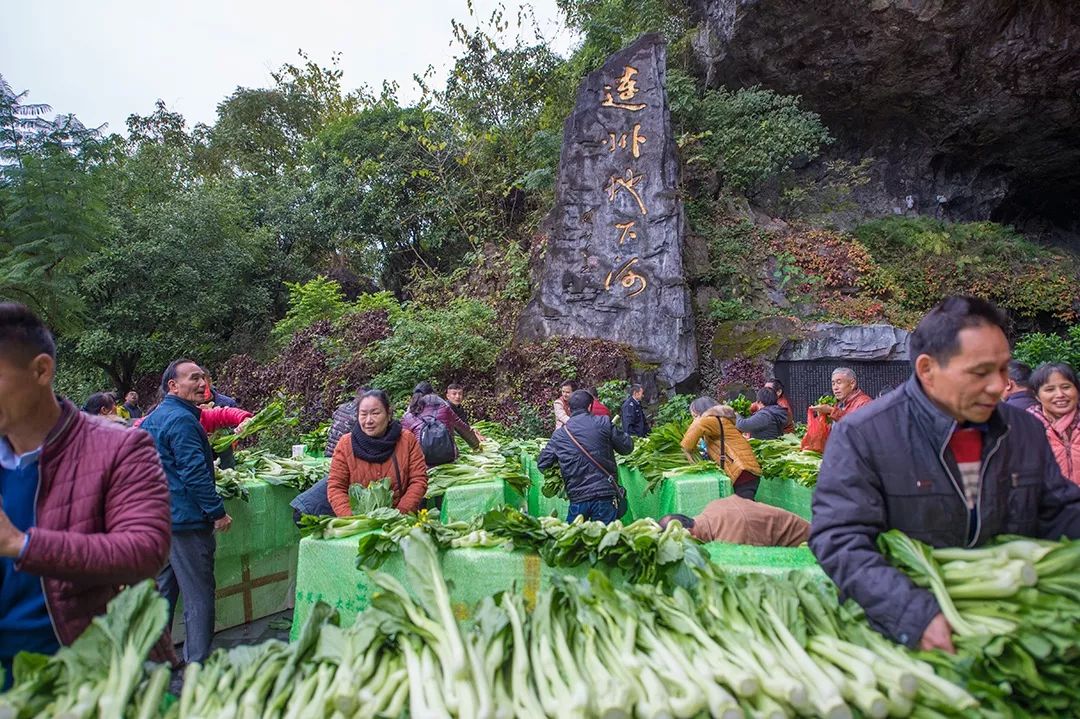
[681,397,762,500]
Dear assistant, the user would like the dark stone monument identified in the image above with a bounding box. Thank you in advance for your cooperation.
[517,34,697,387]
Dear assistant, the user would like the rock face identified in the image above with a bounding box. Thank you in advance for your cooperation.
[776,323,910,362]
[692,0,1080,243]
[517,34,698,386]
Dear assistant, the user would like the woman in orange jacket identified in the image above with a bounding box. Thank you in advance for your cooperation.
[681,396,762,500]
[327,389,429,515]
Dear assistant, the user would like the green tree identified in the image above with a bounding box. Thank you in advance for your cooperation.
[304,100,475,293]
[0,75,107,331]
[74,169,275,391]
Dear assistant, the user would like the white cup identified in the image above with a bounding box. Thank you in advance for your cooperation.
[291,444,306,458]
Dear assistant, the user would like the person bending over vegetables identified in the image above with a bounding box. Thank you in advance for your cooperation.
[537,390,634,523]
[682,399,762,499]
[0,304,173,689]
[327,389,428,516]
[809,296,1080,655]
[659,496,809,546]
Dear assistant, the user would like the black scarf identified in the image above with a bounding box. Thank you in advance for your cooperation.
[351,419,402,463]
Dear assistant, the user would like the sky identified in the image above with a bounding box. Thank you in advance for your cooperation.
[1,0,575,136]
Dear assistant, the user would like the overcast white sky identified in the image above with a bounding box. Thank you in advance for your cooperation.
[1,0,574,136]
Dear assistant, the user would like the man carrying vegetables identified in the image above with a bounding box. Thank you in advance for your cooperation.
[810,296,1080,654]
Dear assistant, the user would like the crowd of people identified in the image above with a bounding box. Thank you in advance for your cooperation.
[2,293,1080,685]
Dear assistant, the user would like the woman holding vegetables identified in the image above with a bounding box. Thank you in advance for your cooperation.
[1028,363,1080,485]
[327,389,428,516]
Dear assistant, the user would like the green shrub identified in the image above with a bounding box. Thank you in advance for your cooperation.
[654,393,692,426]
[368,298,503,398]
[271,277,347,344]
[677,84,832,193]
[597,378,628,417]
[1013,326,1080,370]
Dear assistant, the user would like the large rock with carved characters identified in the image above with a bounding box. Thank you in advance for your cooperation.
[517,34,698,387]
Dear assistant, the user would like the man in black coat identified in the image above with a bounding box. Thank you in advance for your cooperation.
[1002,360,1038,411]
[810,297,1080,654]
[620,384,650,437]
[538,390,634,523]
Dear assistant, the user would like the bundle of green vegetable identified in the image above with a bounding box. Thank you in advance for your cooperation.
[621,418,714,493]
[729,394,752,416]
[880,530,1080,715]
[0,580,170,719]
[209,401,292,453]
[214,450,329,500]
[817,394,837,406]
[425,437,531,498]
[748,434,822,486]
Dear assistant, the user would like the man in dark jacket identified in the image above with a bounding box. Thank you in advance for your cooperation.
[141,359,232,664]
[0,304,172,687]
[810,297,1080,654]
[620,384,650,437]
[537,390,634,523]
[735,387,789,440]
[1002,360,1038,411]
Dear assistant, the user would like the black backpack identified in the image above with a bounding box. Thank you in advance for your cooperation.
[417,414,457,466]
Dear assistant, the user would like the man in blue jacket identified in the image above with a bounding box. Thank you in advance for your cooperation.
[620,384,650,437]
[810,297,1080,654]
[538,390,634,523]
[141,359,232,664]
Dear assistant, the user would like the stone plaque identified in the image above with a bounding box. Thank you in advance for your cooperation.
[517,34,697,386]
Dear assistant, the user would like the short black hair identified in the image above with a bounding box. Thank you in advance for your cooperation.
[0,302,56,365]
[766,378,785,394]
[560,379,578,391]
[1030,363,1079,394]
[658,513,695,531]
[160,358,200,394]
[629,383,643,394]
[1008,360,1032,387]
[756,387,778,406]
[909,296,1008,369]
[357,388,392,413]
[568,389,594,413]
[446,383,462,392]
[83,392,116,415]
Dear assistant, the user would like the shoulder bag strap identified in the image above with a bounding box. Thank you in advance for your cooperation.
[564,424,615,480]
[390,453,402,492]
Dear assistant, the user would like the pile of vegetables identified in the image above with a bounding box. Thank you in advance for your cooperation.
[303,505,708,587]
[6,533,996,719]
[880,530,1080,715]
[748,434,822,487]
[425,437,531,499]
[214,450,329,500]
[209,401,291,453]
[621,419,714,493]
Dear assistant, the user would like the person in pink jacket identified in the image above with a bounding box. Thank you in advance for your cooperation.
[1028,363,1080,486]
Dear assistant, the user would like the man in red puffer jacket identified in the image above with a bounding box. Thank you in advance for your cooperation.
[0,304,173,687]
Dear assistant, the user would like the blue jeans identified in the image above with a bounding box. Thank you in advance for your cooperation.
[568,499,620,524]
[158,528,216,664]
